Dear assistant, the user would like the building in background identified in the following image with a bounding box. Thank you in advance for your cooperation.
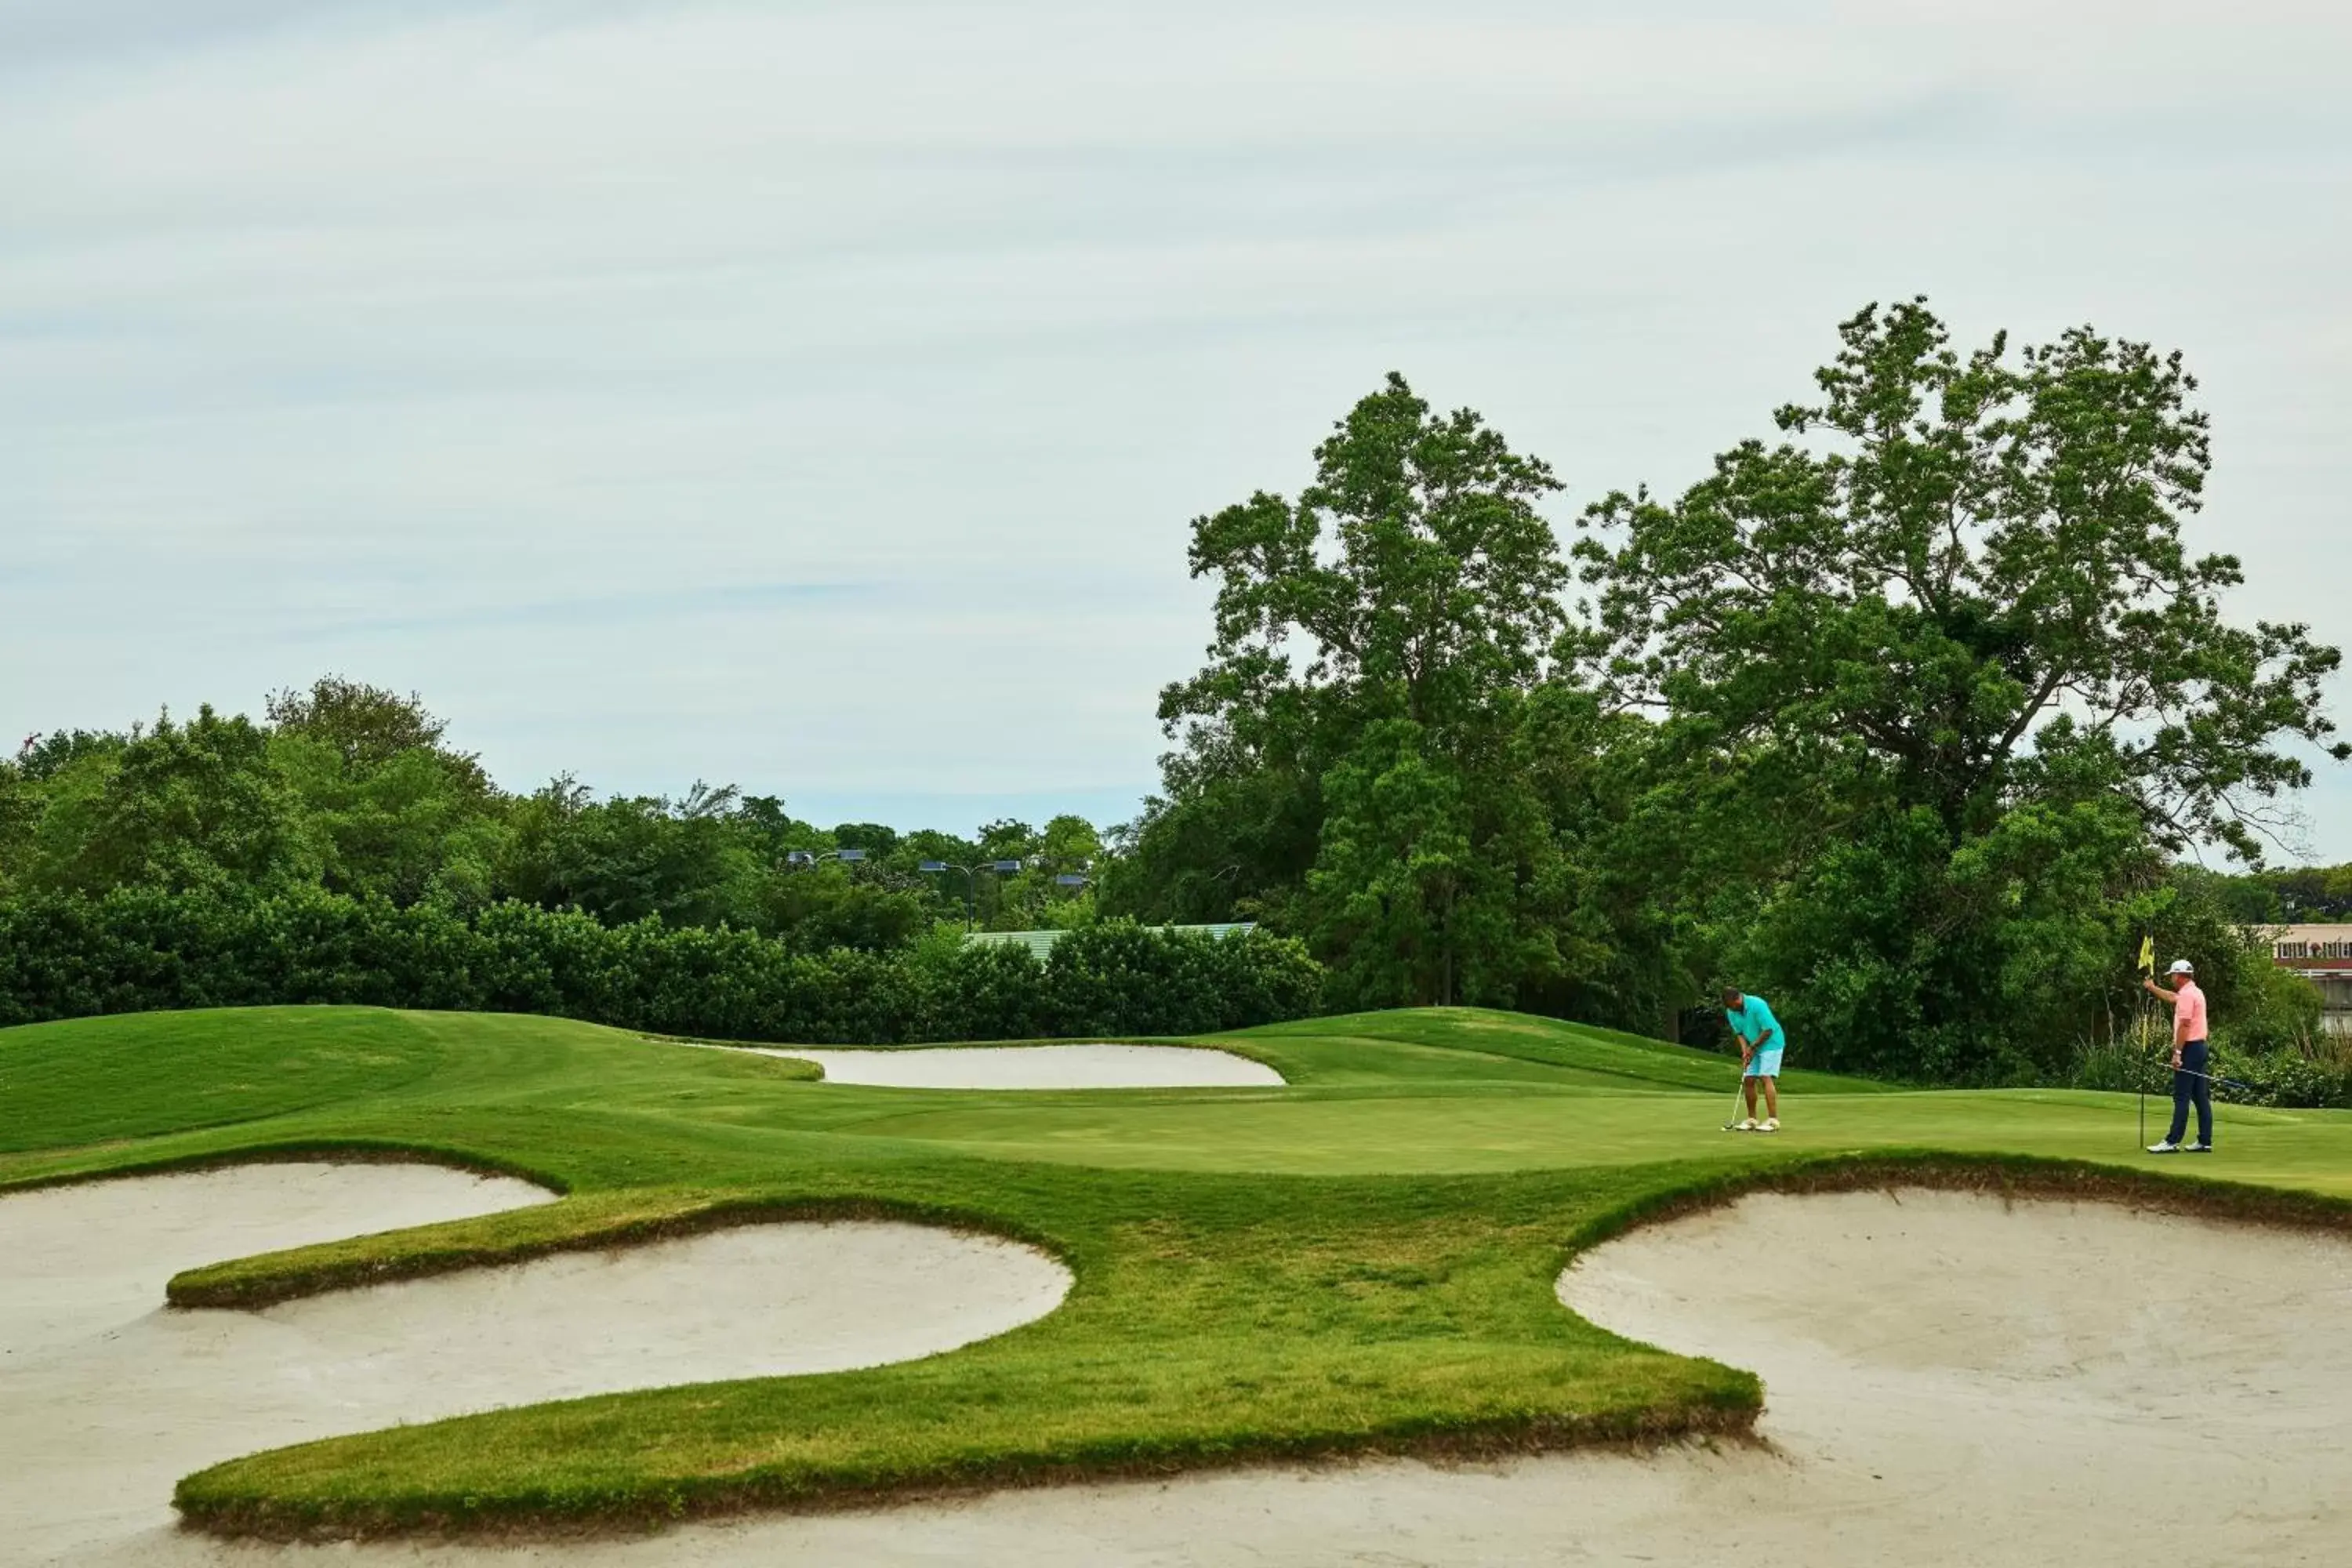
[2269,925,2352,1038]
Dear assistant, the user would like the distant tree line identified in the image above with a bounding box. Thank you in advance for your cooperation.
[3,676,1105,949]
[2185,862,2352,925]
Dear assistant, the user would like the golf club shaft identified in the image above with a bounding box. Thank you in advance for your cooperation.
[2158,1062,2252,1091]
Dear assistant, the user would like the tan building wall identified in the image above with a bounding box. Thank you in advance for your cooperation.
[2268,924,2352,1038]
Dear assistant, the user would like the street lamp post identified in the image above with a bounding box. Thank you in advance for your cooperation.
[918,858,1025,931]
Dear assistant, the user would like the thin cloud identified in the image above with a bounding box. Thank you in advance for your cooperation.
[2,1,2347,847]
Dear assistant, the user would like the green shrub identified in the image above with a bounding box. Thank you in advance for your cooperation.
[2209,1036,2352,1109]
[0,890,1325,1044]
[2068,1026,2352,1109]
[2067,1034,2156,1095]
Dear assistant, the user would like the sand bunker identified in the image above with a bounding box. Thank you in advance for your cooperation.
[1547,1187,2352,1564]
[113,1185,2348,1568]
[34,1185,2352,1567]
[2,1163,1069,1566]
[739,1042,1285,1089]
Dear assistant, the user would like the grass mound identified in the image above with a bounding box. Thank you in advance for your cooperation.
[0,1007,448,1153]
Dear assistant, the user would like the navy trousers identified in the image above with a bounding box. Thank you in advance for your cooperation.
[2165,1039,2212,1147]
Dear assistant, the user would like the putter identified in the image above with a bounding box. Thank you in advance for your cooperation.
[1722,1073,1750,1131]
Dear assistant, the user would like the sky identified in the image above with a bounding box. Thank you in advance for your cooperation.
[5,0,2350,858]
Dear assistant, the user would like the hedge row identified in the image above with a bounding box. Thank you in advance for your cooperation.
[0,889,1327,1043]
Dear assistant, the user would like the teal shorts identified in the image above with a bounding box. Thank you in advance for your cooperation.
[1744,1047,1783,1079]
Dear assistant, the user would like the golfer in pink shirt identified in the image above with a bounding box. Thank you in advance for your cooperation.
[2142,959,2211,1154]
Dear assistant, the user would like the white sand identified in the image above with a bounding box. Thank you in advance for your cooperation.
[27,1182,2352,1566]
[118,1185,2352,1568]
[735,1042,1285,1089]
[0,1163,1069,1567]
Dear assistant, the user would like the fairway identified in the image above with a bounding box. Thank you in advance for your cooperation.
[5,1003,2350,1553]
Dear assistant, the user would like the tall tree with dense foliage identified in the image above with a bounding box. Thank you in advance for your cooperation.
[1577,299,2347,1076]
[267,677,506,907]
[1119,372,1620,1007]
[11,708,317,896]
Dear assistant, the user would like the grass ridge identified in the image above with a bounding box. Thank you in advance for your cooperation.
[0,1137,568,1203]
[172,1386,1758,1541]
[1563,1147,2352,1260]
[169,1185,1072,1310]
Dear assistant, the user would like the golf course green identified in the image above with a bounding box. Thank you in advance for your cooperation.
[5,1003,2350,1541]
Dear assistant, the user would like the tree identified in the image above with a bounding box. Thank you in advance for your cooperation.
[267,675,488,785]
[1306,720,1478,1005]
[985,815,1105,931]
[1120,373,1620,1007]
[20,707,316,895]
[498,778,759,929]
[1580,299,2345,861]
[753,861,934,951]
[1577,299,2347,1075]
[265,678,505,907]
[1162,371,1570,743]
[270,738,507,908]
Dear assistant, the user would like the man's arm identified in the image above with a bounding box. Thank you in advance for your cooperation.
[2140,980,2185,1065]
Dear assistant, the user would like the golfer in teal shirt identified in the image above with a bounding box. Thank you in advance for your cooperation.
[1722,987,1784,1132]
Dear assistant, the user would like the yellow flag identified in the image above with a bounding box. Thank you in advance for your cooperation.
[2137,935,2155,975]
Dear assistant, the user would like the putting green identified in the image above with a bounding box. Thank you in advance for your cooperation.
[835,1088,2352,1181]
[3,1003,2348,1540]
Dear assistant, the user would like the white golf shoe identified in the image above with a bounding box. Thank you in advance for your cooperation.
[1759,1117,1780,1133]
[1735,1117,1759,1131]
[2147,1140,2180,1153]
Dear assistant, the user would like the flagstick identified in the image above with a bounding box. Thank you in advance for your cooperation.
[2135,935,2155,1151]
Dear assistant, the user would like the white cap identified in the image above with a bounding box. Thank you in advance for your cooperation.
[2169,960,2194,975]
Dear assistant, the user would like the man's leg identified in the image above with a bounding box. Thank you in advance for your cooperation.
[1762,1076,1778,1121]
[2185,1041,2212,1145]
[2165,1055,2194,1145]
[1743,1076,1759,1119]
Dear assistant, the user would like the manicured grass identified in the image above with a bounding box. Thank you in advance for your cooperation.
[4,1003,2349,1538]
[1234,1007,1890,1095]
[0,1007,452,1153]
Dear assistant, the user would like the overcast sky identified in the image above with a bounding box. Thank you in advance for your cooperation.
[5,1,2348,858]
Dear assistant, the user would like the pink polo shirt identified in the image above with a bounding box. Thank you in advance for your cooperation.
[2168,980,2208,1044]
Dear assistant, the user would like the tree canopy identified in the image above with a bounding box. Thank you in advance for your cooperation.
[1,677,1093,953]
[1114,301,2345,1074]
[1119,374,1609,1009]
